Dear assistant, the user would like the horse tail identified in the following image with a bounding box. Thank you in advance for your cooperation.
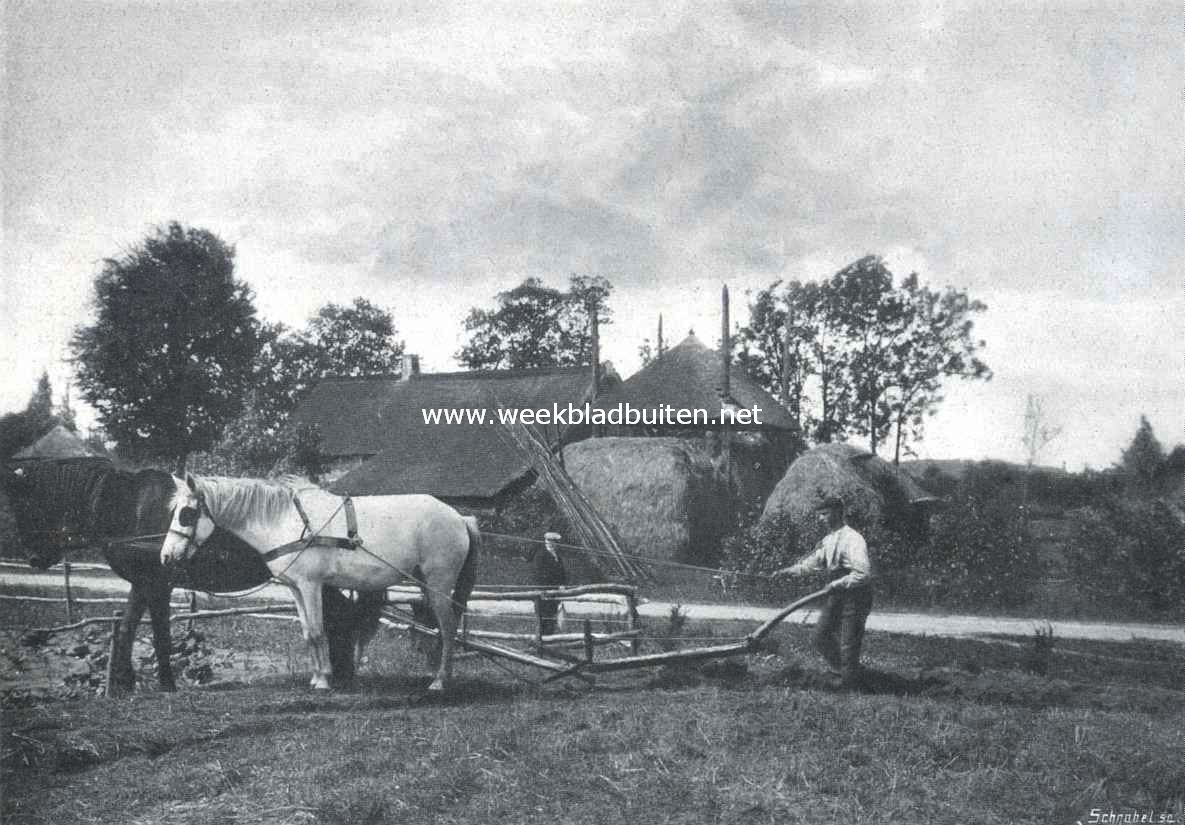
[454,517,481,617]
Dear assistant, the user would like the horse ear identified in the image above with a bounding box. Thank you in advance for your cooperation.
[186,474,198,493]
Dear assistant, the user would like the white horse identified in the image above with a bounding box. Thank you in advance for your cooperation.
[160,474,480,693]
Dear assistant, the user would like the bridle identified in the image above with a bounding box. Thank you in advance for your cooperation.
[167,490,212,560]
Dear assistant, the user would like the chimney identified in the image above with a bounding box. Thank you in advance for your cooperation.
[400,353,420,381]
[721,284,730,400]
[589,295,601,399]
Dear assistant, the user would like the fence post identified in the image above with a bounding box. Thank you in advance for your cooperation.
[627,592,640,655]
[534,597,544,647]
[104,609,121,698]
[583,619,594,663]
[187,591,198,633]
[62,562,74,624]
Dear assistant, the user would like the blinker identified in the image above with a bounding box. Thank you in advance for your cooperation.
[178,507,198,528]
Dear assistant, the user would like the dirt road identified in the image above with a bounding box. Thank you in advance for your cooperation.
[2,566,1180,644]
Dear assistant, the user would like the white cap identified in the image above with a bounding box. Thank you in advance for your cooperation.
[543,532,561,542]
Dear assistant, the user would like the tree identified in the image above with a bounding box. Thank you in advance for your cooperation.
[57,383,78,432]
[738,256,990,459]
[457,275,613,370]
[252,299,405,433]
[737,280,850,443]
[70,222,261,472]
[0,373,62,459]
[1021,394,1062,470]
[1119,415,1165,494]
[883,273,990,463]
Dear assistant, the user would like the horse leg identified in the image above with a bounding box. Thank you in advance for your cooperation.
[425,586,458,693]
[352,591,385,672]
[322,587,356,689]
[108,586,148,696]
[146,584,177,691]
[294,583,332,691]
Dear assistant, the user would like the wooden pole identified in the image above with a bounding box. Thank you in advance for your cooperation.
[187,591,198,632]
[104,609,121,697]
[583,619,594,663]
[534,597,544,647]
[721,284,730,399]
[62,562,74,624]
[627,593,641,655]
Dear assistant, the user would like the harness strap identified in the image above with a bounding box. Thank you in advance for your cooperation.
[343,496,359,540]
[260,494,363,563]
[262,535,358,563]
[292,494,313,538]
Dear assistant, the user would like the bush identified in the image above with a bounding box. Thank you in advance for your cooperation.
[189,405,326,480]
[719,509,820,602]
[1067,498,1185,619]
[921,471,1039,608]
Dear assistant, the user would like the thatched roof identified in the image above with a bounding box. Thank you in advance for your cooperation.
[304,365,619,500]
[11,425,102,461]
[595,334,796,430]
[761,442,937,531]
[563,437,729,565]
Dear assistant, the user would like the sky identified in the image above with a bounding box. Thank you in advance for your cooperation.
[2,0,1180,470]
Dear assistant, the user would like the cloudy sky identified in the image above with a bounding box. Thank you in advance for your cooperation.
[3,0,1180,469]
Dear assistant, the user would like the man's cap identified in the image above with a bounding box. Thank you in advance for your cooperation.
[816,495,845,512]
[543,532,562,542]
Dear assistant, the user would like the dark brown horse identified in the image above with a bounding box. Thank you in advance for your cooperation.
[4,459,379,693]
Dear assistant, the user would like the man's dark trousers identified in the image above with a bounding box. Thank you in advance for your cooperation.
[813,584,873,687]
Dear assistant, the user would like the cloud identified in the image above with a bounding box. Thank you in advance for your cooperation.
[2,0,1180,468]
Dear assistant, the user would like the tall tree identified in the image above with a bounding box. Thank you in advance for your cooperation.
[457,275,613,370]
[738,279,852,443]
[738,256,989,458]
[1119,415,1165,494]
[57,383,78,432]
[251,299,404,433]
[0,373,62,459]
[883,273,990,463]
[70,222,261,471]
[27,372,54,426]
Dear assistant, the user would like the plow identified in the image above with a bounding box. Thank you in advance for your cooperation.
[376,581,832,685]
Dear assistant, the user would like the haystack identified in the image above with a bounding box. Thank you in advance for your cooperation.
[11,425,102,462]
[761,443,937,533]
[562,437,729,566]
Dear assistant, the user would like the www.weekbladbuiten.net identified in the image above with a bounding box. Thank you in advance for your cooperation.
[420,402,764,428]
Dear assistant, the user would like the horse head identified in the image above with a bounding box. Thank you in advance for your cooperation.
[160,474,216,566]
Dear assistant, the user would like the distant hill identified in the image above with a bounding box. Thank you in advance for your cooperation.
[900,459,1071,486]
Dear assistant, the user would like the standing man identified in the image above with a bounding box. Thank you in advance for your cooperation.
[532,532,568,637]
[773,496,874,688]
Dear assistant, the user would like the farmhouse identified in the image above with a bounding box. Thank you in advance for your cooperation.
[291,355,620,508]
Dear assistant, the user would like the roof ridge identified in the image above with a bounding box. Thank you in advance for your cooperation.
[319,364,597,382]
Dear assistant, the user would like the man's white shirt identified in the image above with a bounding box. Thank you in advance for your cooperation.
[788,524,873,589]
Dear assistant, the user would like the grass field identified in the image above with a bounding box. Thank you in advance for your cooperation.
[1,595,1181,825]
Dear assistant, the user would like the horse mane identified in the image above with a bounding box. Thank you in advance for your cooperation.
[186,476,298,531]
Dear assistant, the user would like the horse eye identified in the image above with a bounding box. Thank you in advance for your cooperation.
[178,507,198,528]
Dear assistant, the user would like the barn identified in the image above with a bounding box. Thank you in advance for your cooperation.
[289,357,622,582]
